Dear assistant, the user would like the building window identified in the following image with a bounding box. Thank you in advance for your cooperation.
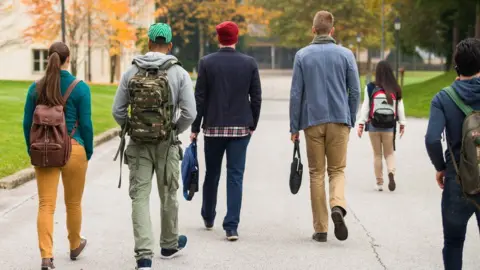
[33,49,48,72]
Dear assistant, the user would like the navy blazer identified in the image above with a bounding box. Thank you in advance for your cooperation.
[191,47,262,133]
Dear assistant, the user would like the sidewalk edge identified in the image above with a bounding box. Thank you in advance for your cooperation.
[0,128,120,190]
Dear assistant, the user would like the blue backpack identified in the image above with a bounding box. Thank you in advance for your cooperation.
[181,140,199,201]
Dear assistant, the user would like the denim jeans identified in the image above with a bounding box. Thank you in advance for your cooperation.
[201,135,251,231]
[441,169,480,270]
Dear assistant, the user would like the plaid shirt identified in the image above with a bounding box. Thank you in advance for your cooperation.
[204,127,250,137]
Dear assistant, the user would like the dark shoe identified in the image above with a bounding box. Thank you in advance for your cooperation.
[312,232,327,242]
[388,173,396,192]
[70,238,87,260]
[136,258,152,270]
[160,235,187,259]
[331,207,348,241]
[41,258,55,270]
[204,220,213,230]
[226,230,239,241]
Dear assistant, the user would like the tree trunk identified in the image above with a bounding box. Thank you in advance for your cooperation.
[199,26,205,58]
[476,1,480,38]
[110,55,116,84]
[451,17,459,70]
[71,44,78,76]
[87,2,92,82]
[366,48,373,83]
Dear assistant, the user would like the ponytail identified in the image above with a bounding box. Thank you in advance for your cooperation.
[37,42,70,106]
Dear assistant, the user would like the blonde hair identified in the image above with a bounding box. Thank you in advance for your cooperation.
[313,11,334,35]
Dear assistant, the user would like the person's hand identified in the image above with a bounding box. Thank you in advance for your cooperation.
[249,130,254,136]
[399,125,405,138]
[291,133,299,142]
[436,171,445,189]
[357,124,364,138]
[190,133,198,142]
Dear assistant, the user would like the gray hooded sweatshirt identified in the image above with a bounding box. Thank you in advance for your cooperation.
[112,52,196,134]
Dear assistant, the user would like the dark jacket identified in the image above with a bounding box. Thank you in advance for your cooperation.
[191,47,262,133]
[425,78,480,173]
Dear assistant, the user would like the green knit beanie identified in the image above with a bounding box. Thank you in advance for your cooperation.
[148,23,172,43]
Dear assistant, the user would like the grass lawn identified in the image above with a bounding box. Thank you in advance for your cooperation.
[402,72,457,118]
[360,71,444,90]
[0,81,118,179]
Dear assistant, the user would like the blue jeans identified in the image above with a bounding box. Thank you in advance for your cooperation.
[441,169,480,270]
[201,135,251,231]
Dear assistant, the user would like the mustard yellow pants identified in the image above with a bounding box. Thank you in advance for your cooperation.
[34,141,88,258]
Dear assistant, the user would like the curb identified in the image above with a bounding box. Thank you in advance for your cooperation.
[0,128,121,190]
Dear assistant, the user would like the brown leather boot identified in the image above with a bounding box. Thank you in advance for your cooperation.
[41,258,55,270]
[70,238,87,260]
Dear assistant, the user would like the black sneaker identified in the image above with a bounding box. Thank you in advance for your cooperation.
[136,258,152,270]
[204,220,213,230]
[312,232,327,242]
[388,173,396,191]
[331,207,348,241]
[41,258,55,270]
[226,230,239,241]
[160,235,187,259]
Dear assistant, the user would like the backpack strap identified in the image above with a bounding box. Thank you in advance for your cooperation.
[442,86,464,177]
[443,86,474,116]
[63,79,81,137]
[159,59,182,71]
[63,79,81,103]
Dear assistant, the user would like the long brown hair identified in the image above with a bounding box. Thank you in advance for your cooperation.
[374,60,402,104]
[37,42,70,106]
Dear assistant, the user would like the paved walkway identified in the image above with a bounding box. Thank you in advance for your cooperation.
[1,75,479,270]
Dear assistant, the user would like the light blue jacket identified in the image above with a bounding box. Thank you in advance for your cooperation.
[289,42,360,133]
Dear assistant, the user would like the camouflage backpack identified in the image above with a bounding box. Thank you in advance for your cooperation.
[114,59,181,188]
[444,86,480,196]
[127,59,180,143]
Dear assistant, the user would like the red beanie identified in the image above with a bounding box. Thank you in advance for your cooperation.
[216,21,239,46]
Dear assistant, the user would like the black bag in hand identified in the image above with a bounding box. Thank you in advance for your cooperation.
[290,140,303,194]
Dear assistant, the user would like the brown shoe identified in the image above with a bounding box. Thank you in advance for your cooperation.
[70,238,87,260]
[41,258,55,270]
[388,173,396,192]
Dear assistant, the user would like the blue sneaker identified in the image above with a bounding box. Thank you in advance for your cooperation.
[160,235,187,259]
[136,258,152,270]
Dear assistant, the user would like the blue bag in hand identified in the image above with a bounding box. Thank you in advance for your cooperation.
[181,139,199,201]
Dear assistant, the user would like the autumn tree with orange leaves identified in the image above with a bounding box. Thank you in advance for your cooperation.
[22,0,137,81]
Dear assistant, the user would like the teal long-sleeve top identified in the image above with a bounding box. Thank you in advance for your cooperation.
[23,70,94,160]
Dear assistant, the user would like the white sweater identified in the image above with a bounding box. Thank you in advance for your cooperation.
[358,85,407,126]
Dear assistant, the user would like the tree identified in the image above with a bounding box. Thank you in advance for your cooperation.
[22,0,88,76]
[22,0,138,80]
[94,0,137,83]
[155,0,275,58]
[254,0,395,50]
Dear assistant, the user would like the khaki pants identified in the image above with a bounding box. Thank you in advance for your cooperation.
[124,140,181,260]
[304,123,349,233]
[35,141,88,258]
[368,132,395,185]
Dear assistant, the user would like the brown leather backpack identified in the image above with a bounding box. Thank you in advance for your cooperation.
[29,79,80,167]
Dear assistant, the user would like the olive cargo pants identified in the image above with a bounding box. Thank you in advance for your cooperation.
[125,140,181,260]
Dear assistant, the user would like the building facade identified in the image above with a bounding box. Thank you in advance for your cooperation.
[0,0,155,83]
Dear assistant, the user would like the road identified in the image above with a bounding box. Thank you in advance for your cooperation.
[0,74,479,270]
